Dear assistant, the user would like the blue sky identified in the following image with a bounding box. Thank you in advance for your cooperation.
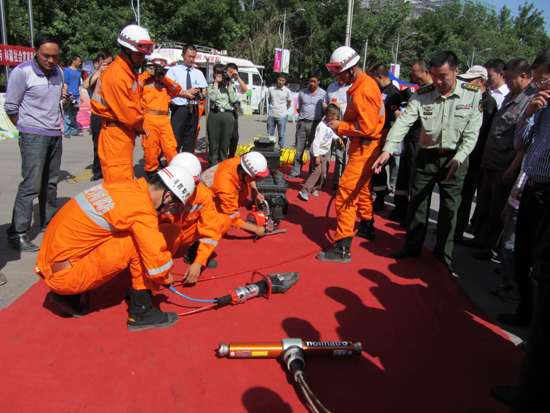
[492,0,550,31]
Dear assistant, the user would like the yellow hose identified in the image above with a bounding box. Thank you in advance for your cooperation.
[234,144,308,166]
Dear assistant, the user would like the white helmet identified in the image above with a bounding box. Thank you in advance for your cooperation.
[164,58,173,70]
[117,24,155,55]
[157,165,195,205]
[146,52,167,66]
[241,152,269,181]
[326,46,360,75]
[169,153,202,183]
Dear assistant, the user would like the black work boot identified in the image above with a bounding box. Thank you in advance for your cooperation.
[355,218,376,240]
[184,242,218,268]
[316,237,352,263]
[127,287,179,332]
[50,292,89,317]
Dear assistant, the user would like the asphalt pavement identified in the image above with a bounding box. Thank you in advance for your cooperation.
[0,113,528,344]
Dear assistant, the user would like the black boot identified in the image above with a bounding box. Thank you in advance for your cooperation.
[372,191,387,211]
[316,237,352,263]
[50,292,89,317]
[127,287,179,332]
[355,218,375,240]
[184,242,218,268]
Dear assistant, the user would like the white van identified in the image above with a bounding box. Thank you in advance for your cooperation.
[155,43,266,113]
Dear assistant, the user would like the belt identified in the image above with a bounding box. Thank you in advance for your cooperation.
[105,120,121,128]
[211,107,228,113]
[527,179,550,190]
[146,109,170,116]
[299,119,314,123]
[51,260,72,274]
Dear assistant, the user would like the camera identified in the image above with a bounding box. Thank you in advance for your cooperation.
[233,100,242,111]
[153,65,165,79]
[195,86,205,101]
[222,70,231,84]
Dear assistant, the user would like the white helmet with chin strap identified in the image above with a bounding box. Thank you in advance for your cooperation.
[117,24,155,55]
[240,152,269,181]
[169,153,202,183]
[326,46,360,76]
[146,52,167,67]
[157,165,195,207]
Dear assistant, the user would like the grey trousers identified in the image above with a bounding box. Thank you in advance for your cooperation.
[290,119,320,177]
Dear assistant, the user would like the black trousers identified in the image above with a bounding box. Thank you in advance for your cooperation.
[229,110,239,158]
[90,113,102,177]
[170,104,199,153]
[393,140,417,216]
[514,184,550,321]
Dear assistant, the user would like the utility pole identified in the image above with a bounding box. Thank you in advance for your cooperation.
[345,0,354,47]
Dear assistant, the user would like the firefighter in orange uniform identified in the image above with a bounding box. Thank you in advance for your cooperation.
[200,152,269,237]
[140,54,182,176]
[91,24,155,181]
[317,46,385,263]
[35,166,195,332]
[159,153,231,284]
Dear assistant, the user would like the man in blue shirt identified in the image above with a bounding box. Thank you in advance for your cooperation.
[62,55,82,137]
[5,33,69,251]
[166,44,208,153]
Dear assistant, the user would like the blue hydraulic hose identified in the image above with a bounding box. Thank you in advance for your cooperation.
[167,285,218,303]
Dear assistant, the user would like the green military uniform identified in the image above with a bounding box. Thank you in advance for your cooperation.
[207,83,237,166]
[383,79,483,267]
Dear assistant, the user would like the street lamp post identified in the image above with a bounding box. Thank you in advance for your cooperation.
[392,31,417,65]
[280,8,305,51]
[469,47,491,67]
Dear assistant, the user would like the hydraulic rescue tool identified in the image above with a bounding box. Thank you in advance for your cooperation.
[218,338,362,413]
[246,199,287,242]
[165,271,299,313]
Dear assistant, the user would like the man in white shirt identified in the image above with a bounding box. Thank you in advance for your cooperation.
[323,79,350,189]
[166,44,208,153]
[267,73,293,148]
[227,63,248,158]
[485,58,510,110]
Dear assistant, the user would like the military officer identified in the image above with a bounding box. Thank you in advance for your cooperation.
[373,51,483,272]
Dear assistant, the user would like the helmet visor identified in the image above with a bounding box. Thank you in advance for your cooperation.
[137,40,156,54]
[326,62,343,75]
[253,169,270,181]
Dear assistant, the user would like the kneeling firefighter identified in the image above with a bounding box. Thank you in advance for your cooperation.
[317,46,385,263]
[35,166,195,332]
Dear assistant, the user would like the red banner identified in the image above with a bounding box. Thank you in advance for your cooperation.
[0,44,35,66]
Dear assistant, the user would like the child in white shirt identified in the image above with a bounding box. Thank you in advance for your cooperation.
[299,104,343,200]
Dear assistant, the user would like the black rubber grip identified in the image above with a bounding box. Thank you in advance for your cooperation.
[215,295,233,308]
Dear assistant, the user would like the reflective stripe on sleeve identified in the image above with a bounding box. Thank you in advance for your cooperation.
[184,204,203,212]
[74,192,117,232]
[199,238,218,246]
[92,92,109,107]
[147,259,173,276]
[229,212,239,218]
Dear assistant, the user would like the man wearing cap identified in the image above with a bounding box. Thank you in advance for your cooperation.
[372,51,483,273]
[454,65,498,242]
[462,58,535,261]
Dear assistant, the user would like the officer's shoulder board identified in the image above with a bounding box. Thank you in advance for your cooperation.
[417,84,435,95]
[462,83,481,92]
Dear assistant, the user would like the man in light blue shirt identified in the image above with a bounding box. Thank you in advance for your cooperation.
[166,44,207,153]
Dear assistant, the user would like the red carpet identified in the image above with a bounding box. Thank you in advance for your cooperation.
[0,162,521,412]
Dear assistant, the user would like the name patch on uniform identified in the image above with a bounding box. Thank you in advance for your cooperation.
[423,111,433,116]
[456,104,472,110]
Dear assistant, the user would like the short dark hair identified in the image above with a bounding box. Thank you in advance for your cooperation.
[325,103,340,116]
[93,58,99,65]
[277,73,288,80]
[369,63,389,78]
[72,55,81,62]
[308,70,321,81]
[97,50,113,61]
[484,58,505,73]
[414,60,430,72]
[530,49,550,73]
[430,51,458,71]
[182,44,197,56]
[34,33,60,50]
[148,172,168,191]
[213,64,226,74]
[227,63,238,70]
[503,58,532,78]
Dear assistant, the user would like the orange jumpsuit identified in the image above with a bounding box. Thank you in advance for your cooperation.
[159,183,231,267]
[201,157,249,231]
[334,72,385,241]
[139,72,182,172]
[91,56,144,181]
[35,178,179,293]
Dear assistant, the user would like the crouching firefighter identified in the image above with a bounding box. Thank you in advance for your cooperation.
[35,166,195,331]
[159,153,232,284]
[317,46,385,263]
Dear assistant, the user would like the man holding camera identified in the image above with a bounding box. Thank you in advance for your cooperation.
[62,55,83,138]
[226,63,248,158]
[139,53,182,177]
[166,44,208,154]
